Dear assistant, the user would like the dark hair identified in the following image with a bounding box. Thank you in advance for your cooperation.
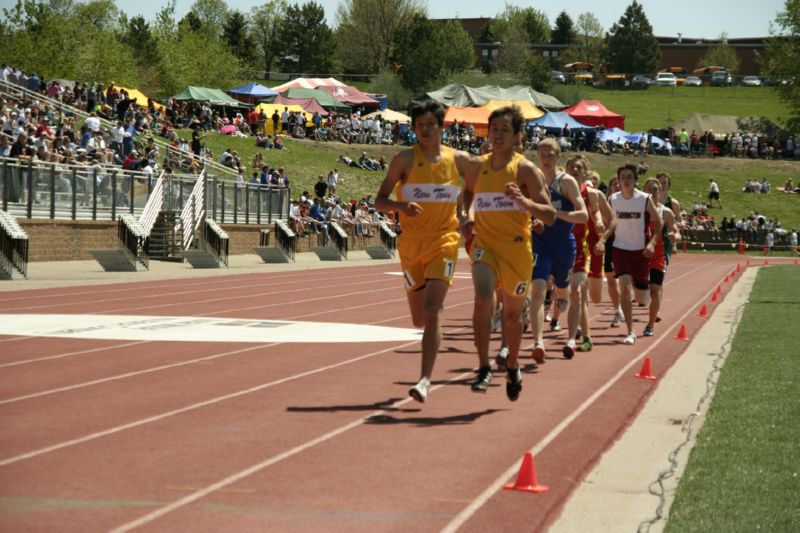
[617,164,639,180]
[488,105,524,134]
[409,100,445,128]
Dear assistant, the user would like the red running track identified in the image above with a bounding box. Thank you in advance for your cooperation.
[0,253,754,531]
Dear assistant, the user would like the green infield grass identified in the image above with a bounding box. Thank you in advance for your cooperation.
[665,265,800,532]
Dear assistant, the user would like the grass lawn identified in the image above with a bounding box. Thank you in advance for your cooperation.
[190,127,800,230]
[574,86,791,133]
[665,265,800,532]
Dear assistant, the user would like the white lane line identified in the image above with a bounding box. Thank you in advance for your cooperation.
[0,335,429,467]
[440,264,723,532]
[0,341,150,368]
[105,260,721,532]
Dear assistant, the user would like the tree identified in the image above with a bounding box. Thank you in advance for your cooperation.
[250,0,287,76]
[335,0,425,74]
[551,11,575,45]
[495,21,531,75]
[563,12,605,68]
[763,0,800,133]
[121,15,159,66]
[487,5,550,44]
[697,33,740,73]
[74,0,119,32]
[222,10,255,65]
[604,1,660,74]
[438,19,477,74]
[524,54,552,92]
[277,1,336,74]
[184,0,228,40]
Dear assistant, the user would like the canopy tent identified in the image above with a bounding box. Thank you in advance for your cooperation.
[280,88,351,113]
[671,113,757,135]
[626,131,665,148]
[597,127,631,145]
[273,95,329,116]
[481,99,544,121]
[528,112,595,134]
[425,84,565,111]
[443,106,492,137]
[227,82,278,104]
[270,77,347,92]
[692,66,726,75]
[314,84,379,110]
[563,100,624,129]
[254,103,312,135]
[172,86,249,107]
[363,108,411,124]
[113,85,166,113]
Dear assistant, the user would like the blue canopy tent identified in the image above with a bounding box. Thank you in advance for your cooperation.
[227,82,278,104]
[626,131,665,148]
[597,127,631,145]
[528,112,595,134]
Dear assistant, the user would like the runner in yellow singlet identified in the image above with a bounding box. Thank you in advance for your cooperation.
[375,100,478,404]
[461,106,555,401]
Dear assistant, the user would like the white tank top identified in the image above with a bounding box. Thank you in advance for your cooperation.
[610,189,650,250]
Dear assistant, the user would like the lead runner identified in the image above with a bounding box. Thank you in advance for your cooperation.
[375,100,478,404]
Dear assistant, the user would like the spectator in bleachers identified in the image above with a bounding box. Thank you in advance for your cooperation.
[0,135,10,157]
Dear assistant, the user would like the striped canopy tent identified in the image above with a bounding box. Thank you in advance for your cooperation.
[480,99,544,121]
[270,77,347,92]
[314,85,380,111]
[279,88,351,113]
[363,108,411,124]
[443,106,492,138]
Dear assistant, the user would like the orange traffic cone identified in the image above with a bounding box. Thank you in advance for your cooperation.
[711,292,718,303]
[731,269,737,278]
[635,356,657,380]
[724,274,729,283]
[764,259,769,266]
[697,304,708,318]
[503,452,549,493]
[716,285,722,294]
[674,324,689,341]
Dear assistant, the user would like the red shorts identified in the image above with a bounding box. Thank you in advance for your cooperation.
[612,247,650,288]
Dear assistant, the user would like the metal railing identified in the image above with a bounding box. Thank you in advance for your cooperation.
[138,172,164,235]
[118,213,149,270]
[329,221,348,259]
[179,171,206,250]
[378,221,397,256]
[203,218,229,267]
[0,210,29,278]
[1,158,289,224]
[274,220,296,261]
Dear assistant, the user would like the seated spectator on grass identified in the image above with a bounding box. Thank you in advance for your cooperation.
[783,178,797,193]
[274,135,287,151]
[219,148,236,168]
[359,152,381,171]
[338,154,364,169]
[252,152,264,169]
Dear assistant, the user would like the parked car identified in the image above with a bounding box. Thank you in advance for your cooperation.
[550,70,566,84]
[655,72,677,86]
[763,76,789,87]
[684,75,702,87]
[711,71,732,86]
[741,75,762,87]
[631,75,652,88]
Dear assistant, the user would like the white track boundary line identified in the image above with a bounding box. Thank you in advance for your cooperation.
[441,265,724,532]
[107,260,720,532]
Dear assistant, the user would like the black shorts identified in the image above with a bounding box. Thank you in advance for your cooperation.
[649,268,665,286]
[709,191,720,200]
[604,237,615,273]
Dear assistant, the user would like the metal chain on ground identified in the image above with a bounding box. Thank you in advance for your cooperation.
[637,300,748,533]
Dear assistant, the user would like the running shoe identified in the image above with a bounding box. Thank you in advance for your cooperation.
[409,377,430,403]
[610,309,624,328]
[643,325,655,337]
[578,336,593,352]
[495,346,509,371]
[563,338,576,360]
[549,318,561,332]
[532,342,546,364]
[506,367,522,402]
[556,298,569,313]
[471,366,493,393]
[623,332,637,345]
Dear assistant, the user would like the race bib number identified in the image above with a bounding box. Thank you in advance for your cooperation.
[443,260,454,279]
[473,248,485,261]
[514,281,529,296]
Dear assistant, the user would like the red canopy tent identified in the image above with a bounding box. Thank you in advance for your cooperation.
[272,95,329,116]
[563,100,625,129]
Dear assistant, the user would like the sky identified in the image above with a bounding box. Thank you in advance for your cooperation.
[0,0,786,39]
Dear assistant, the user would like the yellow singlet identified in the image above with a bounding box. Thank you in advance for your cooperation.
[473,152,531,243]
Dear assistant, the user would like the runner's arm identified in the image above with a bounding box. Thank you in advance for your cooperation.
[516,161,555,225]
[555,175,589,224]
[374,151,421,216]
